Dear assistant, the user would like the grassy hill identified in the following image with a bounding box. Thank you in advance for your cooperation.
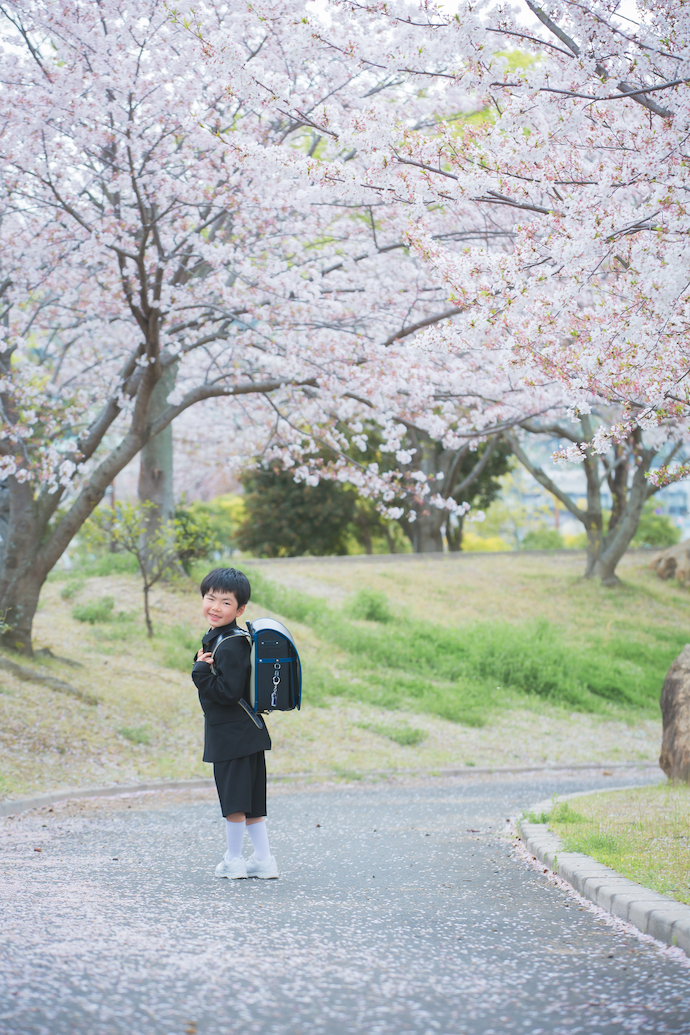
[0,550,679,800]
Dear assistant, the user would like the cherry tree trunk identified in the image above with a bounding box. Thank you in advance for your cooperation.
[590,462,650,586]
[0,479,53,655]
[447,515,464,552]
[411,510,445,553]
[137,366,180,576]
[138,365,176,532]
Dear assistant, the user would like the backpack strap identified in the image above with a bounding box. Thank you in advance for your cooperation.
[209,628,264,730]
[209,627,250,669]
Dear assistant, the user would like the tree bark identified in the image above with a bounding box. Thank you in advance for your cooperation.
[0,478,53,654]
[447,514,464,551]
[402,431,447,553]
[138,364,177,549]
[592,449,654,584]
[400,431,504,553]
[509,424,659,586]
[142,579,154,638]
[410,509,445,552]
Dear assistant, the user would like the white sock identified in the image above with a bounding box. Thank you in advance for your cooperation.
[247,820,271,862]
[225,820,246,860]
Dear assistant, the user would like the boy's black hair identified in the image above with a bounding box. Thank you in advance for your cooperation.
[199,567,251,607]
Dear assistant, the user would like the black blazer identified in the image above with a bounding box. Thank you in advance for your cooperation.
[192,621,271,762]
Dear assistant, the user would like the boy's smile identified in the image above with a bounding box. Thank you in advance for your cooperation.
[202,589,245,629]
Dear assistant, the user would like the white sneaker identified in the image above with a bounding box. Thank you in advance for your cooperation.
[245,853,279,879]
[215,853,247,879]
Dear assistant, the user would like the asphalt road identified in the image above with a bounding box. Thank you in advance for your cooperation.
[1,769,688,1035]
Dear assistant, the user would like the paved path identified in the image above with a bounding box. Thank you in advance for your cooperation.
[1,769,688,1035]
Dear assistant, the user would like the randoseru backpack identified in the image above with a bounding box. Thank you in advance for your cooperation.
[211,618,302,720]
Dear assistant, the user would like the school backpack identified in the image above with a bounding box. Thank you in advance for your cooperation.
[212,618,302,716]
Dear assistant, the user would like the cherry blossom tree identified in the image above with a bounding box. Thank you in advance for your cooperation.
[507,414,681,583]
[254,0,690,579]
[7,0,682,660]
[1,0,521,652]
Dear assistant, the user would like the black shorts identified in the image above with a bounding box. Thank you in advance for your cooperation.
[213,752,267,818]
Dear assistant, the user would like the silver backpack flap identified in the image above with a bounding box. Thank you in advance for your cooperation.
[210,629,264,730]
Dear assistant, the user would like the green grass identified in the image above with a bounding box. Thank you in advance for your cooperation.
[526,810,552,824]
[358,721,427,746]
[118,726,151,746]
[72,596,115,624]
[155,625,201,672]
[346,588,393,623]
[549,785,690,904]
[52,553,139,579]
[3,554,667,802]
[60,578,86,601]
[248,570,679,725]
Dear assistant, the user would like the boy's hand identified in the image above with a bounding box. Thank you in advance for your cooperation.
[196,649,214,665]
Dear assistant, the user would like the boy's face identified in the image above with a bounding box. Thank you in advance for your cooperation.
[202,588,245,629]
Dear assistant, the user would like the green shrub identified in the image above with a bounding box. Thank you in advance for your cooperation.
[60,578,85,601]
[187,495,244,553]
[347,588,393,623]
[174,503,219,574]
[522,526,565,550]
[72,596,115,624]
[237,466,356,557]
[632,500,682,549]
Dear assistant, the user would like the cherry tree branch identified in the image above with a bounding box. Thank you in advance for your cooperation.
[506,433,587,521]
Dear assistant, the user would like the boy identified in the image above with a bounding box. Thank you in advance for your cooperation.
[192,567,278,879]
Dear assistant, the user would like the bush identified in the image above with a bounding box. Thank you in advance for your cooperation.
[632,500,682,549]
[187,495,245,553]
[60,578,85,601]
[462,532,512,552]
[237,467,356,557]
[174,504,219,574]
[521,526,565,550]
[72,596,115,624]
[347,588,393,623]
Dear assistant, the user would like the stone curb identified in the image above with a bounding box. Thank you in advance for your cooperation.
[0,761,660,819]
[519,793,690,956]
[0,778,216,817]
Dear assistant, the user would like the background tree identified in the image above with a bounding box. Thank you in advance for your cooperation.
[443,441,513,552]
[173,505,219,577]
[0,0,489,653]
[86,500,216,634]
[507,413,683,583]
[236,468,356,557]
[266,0,690,567]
